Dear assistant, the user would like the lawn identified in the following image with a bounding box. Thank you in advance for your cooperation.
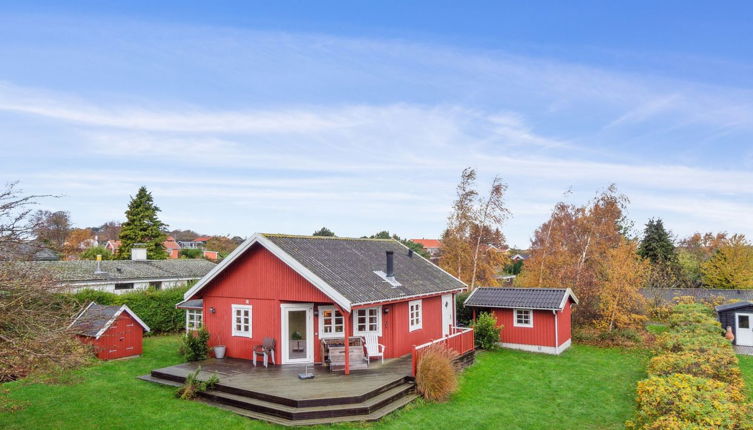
[0,336,648,430]
[737,354,753,401]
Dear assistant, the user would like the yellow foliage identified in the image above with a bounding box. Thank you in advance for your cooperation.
[701,234,753,289]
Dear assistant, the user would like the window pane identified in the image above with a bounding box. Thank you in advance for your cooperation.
[740,315,750,329]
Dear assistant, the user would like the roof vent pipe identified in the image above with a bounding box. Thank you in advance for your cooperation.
[386,251,394,278]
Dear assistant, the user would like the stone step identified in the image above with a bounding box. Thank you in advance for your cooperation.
[200,381,415,420]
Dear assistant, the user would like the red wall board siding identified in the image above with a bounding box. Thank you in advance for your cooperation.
[557,301,572,345]
[80,313,144,360]
[388,295,445,357]
[492,308,557,347]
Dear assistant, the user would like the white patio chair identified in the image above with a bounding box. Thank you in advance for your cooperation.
[362,334,385,364]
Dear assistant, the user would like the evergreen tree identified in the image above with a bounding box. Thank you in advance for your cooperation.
[312,227,335,237]
[116,187,168,260]
[638,218,683,287]
[638,218,676,264]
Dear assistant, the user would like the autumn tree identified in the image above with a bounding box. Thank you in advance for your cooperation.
[204,235,241,258]
[677,232,729,286]
[517,185,630,323]
[31,210,71,252]
[80,245,113,260]
[701,234,753,288]
[312,227,336,237]
[116,187,168,260]
[0,182,48,259]
[440,168,509,288]
[63,228,93,258]
[95,221,122,241]
[596,239,649,331]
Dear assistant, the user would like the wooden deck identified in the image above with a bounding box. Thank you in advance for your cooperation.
[140,356,417,425]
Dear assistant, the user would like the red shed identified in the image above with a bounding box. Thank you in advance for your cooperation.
[70,302,150,360]
[464,287,578,355]
[177,233,467,374]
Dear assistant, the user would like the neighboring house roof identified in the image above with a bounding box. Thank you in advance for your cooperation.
[193,236,211,242]
[716,301,753,312]
[641,288,753,304]
[409,239,441,249]
[69,302,150,338]
[511,253,530,260]
[464,287,578,310]
[184,233,467,311]
[164,239,181,250]
[11,259,216,283]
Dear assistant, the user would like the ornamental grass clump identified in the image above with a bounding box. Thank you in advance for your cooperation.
[176,367,220,400]
[415,344,458,402]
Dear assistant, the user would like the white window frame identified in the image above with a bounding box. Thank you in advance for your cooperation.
[318,306,345,339]
[514,309,533,328]
[409,300,422,331]
[185,309,202,332]
[231,304,252,338]
[353,306,382,336]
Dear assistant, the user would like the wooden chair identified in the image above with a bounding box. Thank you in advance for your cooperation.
[253,337,276,367]
[362,334,385,364]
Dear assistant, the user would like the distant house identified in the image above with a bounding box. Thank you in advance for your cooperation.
[163,236,181,259]
[409,238,441,263]
[510,253,530,262]
[104,240,121,255]
[69,302,150,360]
[178,236,210,250]
[16,247,216,294]
[464,287,578,355]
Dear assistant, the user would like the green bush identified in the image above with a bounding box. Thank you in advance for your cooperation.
[647,350,743,388]
[180,329,210,362]
[180,249,203,259]
[455,292,473,326]
[627,374,749,429]
[472,312,501,350]
[66,286,190,333]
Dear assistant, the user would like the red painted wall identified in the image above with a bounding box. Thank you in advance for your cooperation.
[488,300,574,347]
[557,300,572,345]
[80,312,144,360]
[194,244,451,363]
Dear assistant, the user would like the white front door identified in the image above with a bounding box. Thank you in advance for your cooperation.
[441,294,454,337]
[281,303,314,364]
[737,313,753,346]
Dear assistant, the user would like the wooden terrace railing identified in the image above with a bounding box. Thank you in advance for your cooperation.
[411,326,474,377]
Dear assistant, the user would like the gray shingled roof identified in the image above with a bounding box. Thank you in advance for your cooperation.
[464,287,575,310]
[641,288,753,304]
[716,301,753,312]
[263,235,466,304]
[177,299,203,309]
[11,259,216,283]
[69,303,121,337]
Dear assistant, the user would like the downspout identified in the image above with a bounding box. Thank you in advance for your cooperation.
[553,310,559,355]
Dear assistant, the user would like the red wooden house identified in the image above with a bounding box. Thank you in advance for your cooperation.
[177,233,467,374]
[69,302,151,360]
[464,287,578,355]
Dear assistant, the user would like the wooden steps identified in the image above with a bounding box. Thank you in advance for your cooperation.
[140,369,418,426]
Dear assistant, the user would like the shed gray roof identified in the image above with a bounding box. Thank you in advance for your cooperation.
[70,303,120,337]
[716,301,753,312]
[263,235,466,305]
[11,259,216,283]
[464,287,577,310]
[641,288,753,304]
[176,299,203,309]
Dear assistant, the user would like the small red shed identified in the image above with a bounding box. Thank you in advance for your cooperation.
[464,287,578,355]
[69,302,150,360]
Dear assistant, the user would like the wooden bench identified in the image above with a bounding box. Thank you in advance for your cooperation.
[324,337,368,371]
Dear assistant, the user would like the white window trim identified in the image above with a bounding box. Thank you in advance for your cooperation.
[318,306,345,339]
[231,304,252,338]
[353,306,382,336]
[409,300,422,332]
[185,309,202,332]
[513,309,534,328]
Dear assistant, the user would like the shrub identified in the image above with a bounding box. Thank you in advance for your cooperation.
[647,351,743,388]
[455,292,473,326]
[180,248,203,259]
[627,374,749,429]
[415,344,458,402]
[655,331,731,354]
[175,366,220,400]
[472,311,501,350]
[180,328,210,361]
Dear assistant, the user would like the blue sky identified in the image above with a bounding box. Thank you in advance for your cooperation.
[1,1,752,247]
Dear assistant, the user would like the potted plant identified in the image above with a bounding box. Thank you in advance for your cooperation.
[213,333,226,359]
[291,331,304,352]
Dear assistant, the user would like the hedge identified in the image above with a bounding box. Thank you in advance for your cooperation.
[627,302,753,429]
[65,286,190,334]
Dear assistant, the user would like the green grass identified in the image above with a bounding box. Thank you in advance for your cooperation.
[0,336,648,430]
[737,354,753,401]
[646,323,669,335]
